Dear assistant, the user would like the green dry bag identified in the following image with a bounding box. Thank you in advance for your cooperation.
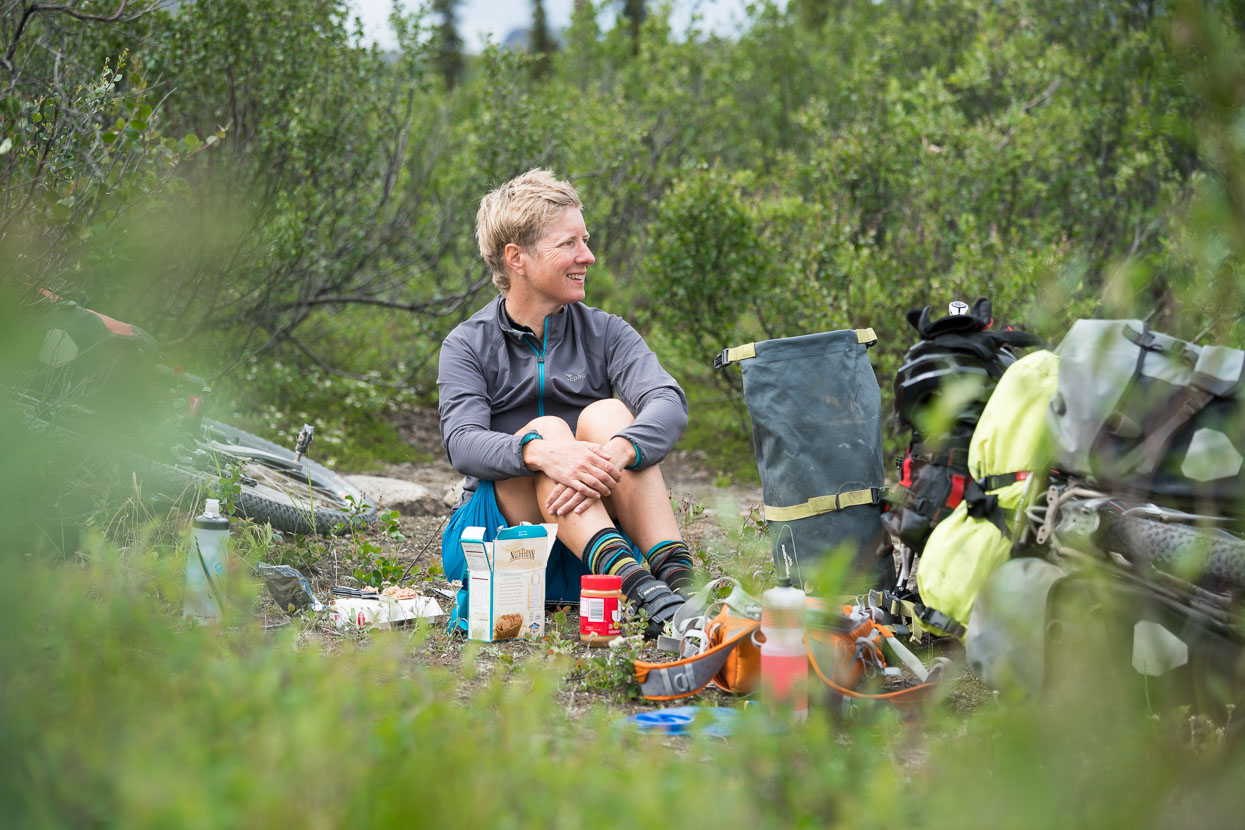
[917,350,1060,630]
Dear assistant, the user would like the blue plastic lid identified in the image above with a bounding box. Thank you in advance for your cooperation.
[631,712,695,733]
[622,707,743,737]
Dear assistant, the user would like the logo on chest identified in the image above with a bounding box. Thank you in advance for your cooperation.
[563,370,587,382]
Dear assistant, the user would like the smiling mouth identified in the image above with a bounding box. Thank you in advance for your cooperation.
[567,273,585,282]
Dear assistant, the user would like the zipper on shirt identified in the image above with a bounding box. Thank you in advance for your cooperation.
[523,321,549,417]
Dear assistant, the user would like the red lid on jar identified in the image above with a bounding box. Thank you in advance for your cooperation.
[581,574,622,591]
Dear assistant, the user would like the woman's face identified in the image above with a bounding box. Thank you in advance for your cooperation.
[514,207,595,307]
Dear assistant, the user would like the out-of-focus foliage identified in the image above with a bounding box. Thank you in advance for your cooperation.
[0,1,214,294]
[432,0,467,88]
[644,0,1196,400]
[0,0,1233,470]
[1,507,1243,826]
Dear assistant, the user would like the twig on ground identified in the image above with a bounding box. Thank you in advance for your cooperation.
[397,513,448,586]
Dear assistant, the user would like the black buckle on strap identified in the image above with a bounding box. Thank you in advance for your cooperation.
[980,473,1012,491]
[713,349,730,370]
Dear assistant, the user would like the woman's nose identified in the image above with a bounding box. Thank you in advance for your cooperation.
[578,242,595,264]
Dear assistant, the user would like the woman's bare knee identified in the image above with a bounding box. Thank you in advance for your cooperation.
[576,398,634,442]
[516,415,575,440]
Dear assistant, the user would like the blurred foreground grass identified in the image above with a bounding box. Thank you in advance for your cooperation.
[1,526,1243,828]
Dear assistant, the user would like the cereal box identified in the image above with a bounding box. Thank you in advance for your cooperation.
[460,523,557,642]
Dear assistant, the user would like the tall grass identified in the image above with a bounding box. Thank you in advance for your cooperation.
[1,525,1241,828]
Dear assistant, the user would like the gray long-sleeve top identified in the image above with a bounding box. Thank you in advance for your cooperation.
[437,295,688,498]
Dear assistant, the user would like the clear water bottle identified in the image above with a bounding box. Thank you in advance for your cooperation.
[760,578,808,722]
[185,498,230,623]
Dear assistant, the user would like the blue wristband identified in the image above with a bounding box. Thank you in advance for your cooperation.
[623,438,642,470]
[520,430,542,468]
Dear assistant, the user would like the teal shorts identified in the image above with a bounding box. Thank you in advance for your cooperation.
[441,480,640,632]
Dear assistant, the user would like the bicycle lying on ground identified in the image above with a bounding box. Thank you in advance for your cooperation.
[10,292,376,536]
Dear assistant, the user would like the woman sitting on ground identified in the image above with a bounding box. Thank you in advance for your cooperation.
[437,168,694,637]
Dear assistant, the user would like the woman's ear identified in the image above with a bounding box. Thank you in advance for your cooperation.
[503,242,526,277]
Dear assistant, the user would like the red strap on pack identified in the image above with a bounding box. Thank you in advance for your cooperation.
[946,473,966,508]
[898,455,914,488]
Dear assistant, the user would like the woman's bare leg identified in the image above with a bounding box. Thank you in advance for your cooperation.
[493,414,618,556]
[492,403,690,633]
[493,400,685,558]
[572,399,682,553]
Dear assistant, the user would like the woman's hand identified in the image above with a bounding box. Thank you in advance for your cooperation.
[541,436,636,516]
[544,482,589,516]
[524,438,622,516]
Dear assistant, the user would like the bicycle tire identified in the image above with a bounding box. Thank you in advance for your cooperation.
[10,391,376,535]
[188,419,378,536]
[1098,511,1245,590]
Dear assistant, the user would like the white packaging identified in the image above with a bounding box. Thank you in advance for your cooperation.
[460,524,557,642]
[329,595,444,630]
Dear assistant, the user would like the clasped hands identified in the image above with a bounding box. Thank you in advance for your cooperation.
[523,435,635,516]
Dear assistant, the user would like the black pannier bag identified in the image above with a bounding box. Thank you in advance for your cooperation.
[1049,319,1245,510]
[716,328,885,586]
[883,298,1039,551]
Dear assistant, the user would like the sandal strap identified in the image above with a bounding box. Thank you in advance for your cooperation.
[633,578,683,620]
[628,576,686,638]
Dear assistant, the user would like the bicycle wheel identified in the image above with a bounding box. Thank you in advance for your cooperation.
[11,390,376,535]
[1097,511,1245,591]
[186,419,378,536]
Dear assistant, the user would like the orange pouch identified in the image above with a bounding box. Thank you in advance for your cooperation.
[706,608,762,693]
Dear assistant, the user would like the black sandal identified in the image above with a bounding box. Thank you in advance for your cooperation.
[626,575,686,640]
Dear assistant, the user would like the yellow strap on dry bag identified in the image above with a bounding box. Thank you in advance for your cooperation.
[715,329,878,368]
[763,487,883,522]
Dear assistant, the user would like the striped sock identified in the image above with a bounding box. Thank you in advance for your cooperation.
[645,540,694,597]
[584,527,647,595]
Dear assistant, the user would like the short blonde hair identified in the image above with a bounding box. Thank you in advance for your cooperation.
[475,169,583,292]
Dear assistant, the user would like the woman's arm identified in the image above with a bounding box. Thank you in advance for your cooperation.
[604,315,689,468]
[439,326,621,504]
[437,332,534,482]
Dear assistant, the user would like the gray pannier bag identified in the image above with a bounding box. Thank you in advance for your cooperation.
[1048,319,1245,509]
[716,328,886,585]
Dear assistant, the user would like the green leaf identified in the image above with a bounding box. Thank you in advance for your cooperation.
[183,133,201,151]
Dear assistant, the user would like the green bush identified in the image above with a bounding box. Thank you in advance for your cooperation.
[216,358,427,472]
[3,0,1220,474]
